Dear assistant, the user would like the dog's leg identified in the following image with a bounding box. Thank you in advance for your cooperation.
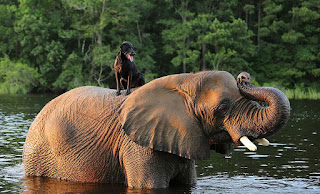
[116,72,121,96]
[120,78,127,89]
[126,71,132,95]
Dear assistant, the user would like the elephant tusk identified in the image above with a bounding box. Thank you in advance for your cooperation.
[256,138,270,146]
[240,136,257,151]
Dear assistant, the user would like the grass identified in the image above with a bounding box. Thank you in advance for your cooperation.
[0,83,28,94]
[283,87,320,100]
[262,82,320,100]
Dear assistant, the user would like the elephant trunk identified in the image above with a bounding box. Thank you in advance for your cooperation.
[226,72,291,145]
[240,84,290,136]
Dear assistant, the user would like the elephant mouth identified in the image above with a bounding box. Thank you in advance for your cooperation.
[208,126,270,152]
[208,130,233,144]
[239,136,270,151]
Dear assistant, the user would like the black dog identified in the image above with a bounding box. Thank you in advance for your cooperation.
[114,41,145,95]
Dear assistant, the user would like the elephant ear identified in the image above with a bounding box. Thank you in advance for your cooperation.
[119,75,210,160]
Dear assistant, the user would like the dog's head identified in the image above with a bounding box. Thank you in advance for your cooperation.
[120,41,135,62]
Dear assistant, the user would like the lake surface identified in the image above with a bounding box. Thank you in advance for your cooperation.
[0,94,319,193]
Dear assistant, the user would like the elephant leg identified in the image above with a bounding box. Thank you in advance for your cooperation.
[170,160,196,185]
[122,148,170,188]
[120,144,195,188]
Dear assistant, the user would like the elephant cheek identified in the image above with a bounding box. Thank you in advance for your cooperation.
[224,121,245,145]
[225,120,262,146]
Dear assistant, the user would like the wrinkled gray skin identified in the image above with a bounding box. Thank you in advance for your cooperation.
[23,71,290,188]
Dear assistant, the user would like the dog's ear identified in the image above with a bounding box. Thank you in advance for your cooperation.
[120,42,128,53]
[120,44,125,53]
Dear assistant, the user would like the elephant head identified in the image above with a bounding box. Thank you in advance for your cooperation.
[119,71,290,160]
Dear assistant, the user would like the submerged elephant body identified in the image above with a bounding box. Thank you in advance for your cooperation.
[23,71,290,188]
[23,86,195,187]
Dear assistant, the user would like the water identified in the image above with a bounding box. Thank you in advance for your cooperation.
[0,94,319,193]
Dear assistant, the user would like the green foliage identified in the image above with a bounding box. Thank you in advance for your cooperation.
[281,30,305,44]
[161,0,195,73]
[204,18,255,74]
[0,56,40,94]
[252,0,320,91]
[284,87,320,100]
[53,52,84,91]
[0,0,318,97]
[0,4,17,56]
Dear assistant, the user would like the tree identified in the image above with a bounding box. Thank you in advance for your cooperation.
[190,14,214,71]
[14,0,66,90]
[252,0,320,88]
[53,52,83,91]
[287,0,320,87]
[0,0,318,94]
[0,2,18,57]
[60,0,156,88]
[204,18,256,74]
[0,56,40,94]
[161,0,196,73]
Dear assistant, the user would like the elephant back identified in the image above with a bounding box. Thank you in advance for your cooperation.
[23,86,129,183]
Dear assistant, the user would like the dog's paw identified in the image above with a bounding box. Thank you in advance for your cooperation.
[126,90,131,95]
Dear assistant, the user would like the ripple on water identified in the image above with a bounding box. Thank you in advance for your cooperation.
[194,175,320,193]
[269,143,287,147]
[247,155,269,159]
[309,173,320,179]
[0,164,25,183]
[289,160,309,164]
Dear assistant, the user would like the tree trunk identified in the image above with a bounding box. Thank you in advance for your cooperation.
[183,50,186,73]
[179,0,189,73]
[137,22,142,44]
[257,0,261,50]
[245,10,248,24]
[96,31,102,46]
[214,45,220,70]
[201,43,206,70]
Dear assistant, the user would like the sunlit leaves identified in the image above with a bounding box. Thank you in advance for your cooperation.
[0,56,40,93]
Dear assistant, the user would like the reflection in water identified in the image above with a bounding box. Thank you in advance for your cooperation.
[0,95,319,193]
[21,175,319,194]
[21,176,192,194]
[21,176,128,194]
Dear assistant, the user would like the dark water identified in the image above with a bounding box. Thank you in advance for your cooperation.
[0,94,319,193]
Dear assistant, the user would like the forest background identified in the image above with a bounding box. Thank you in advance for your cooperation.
[0,0,319,99]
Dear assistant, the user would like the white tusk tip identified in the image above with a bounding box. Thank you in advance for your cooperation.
[256,138,270,146]
[240,136,257,151]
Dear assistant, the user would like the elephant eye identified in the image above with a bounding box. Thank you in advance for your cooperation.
[214,100,230,117]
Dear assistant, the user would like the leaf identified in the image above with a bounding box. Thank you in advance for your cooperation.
[282,30,305,44]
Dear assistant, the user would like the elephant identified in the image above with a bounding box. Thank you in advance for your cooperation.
[23,70,290,188]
